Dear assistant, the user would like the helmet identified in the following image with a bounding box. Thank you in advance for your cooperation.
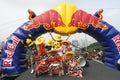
[62,40,71,46]
[26,38,32,45]
[35,37,45,44]
[54,41,60,48]
[56,34,61,41]
[66,51,76,57]
[48,40,52,46]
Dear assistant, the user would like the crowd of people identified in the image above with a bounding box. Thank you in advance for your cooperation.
[24,33,86,78]
[0,33,106,79]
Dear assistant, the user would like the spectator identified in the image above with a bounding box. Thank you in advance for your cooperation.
[116,59,120,70]
[0,48,2,60]
[97,49,104,62]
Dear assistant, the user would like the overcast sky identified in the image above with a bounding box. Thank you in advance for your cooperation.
[0,0,120,47]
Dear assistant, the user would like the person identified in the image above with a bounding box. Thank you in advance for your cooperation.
[116,59,120,70]
[66,58,83,78]
[62,40,72,54]
[34,37,46,58]
[49,32,71,46]
[32,37,47,75]
[21,34,37,74]
[20,34,36,49]
[0,48,1,54]
[97,49,103,62]
[0,68,3,80]
[46,49,64,76]
[65,52,83,78]
[25,34,35,47]
[45,39,53,51]
[21,34,37,71]
[30,53,35,74]
[65,51,76,61]
[53,41,63,56]
[0,48,2,60]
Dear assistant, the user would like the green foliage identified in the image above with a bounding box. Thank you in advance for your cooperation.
[87,42,103,52]
[0,54,1,58]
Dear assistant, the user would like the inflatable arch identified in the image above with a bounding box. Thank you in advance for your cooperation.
[1,3,120,75]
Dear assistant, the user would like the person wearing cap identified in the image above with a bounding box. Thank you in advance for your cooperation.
[21,34,35,48]
[53,41,64,56]
[65,51,76,61]
[46,49,64,76]
[50,33,62,45]
[45,39,53,51]
[49,32,71,46]
[62,40,72,54]
[31,37,46,74]
[117,59,120,70]
[34,37,46,58]
[21,34,37,74]
[65,52,83,78]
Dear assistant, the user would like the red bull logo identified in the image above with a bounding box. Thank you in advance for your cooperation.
[24,4,108,35]
[68,10,108,30]
[3,36,20,66]
[24,10,65,31]
[112,35,120,51]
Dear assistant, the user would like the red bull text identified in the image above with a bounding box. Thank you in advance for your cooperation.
[3,36,20,66]
[112,35,120,52]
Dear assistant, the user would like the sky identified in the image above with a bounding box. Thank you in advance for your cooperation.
[0,0,120,47]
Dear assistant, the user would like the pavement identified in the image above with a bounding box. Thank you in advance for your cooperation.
[3,60,120,80]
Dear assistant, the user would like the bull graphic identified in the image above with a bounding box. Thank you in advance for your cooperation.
[24,10,65,31]
[68,10,108,30]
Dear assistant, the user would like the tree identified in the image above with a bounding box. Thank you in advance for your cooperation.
[87,42,103,52]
